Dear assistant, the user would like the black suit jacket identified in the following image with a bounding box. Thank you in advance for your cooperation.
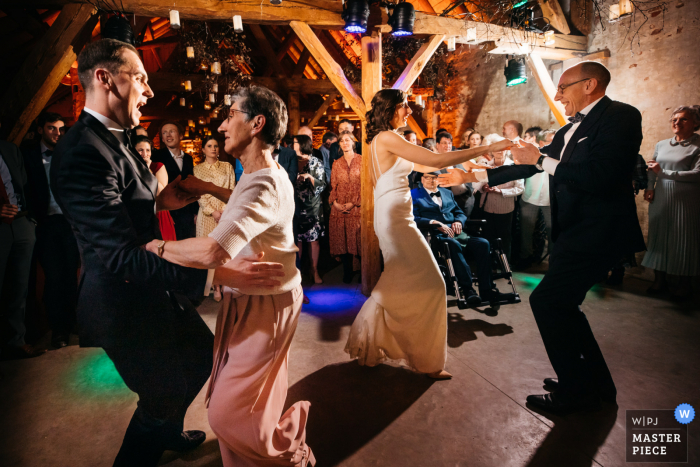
[0,140,32,218]
[22,142,53,223]
[277,146,299,186]
[488,96,645,255]
[50,112,207,348]
[151,146,199,222]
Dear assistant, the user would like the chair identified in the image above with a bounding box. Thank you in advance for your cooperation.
[424,219,521,309]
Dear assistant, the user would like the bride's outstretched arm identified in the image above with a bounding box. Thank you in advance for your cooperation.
[375,131,511,172]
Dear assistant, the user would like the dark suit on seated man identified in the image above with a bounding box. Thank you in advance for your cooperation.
[411,172,504,305]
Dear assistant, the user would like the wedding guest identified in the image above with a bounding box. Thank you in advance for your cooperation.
[642,105,700,301]
[502,120,523,141]
[523,126,542,145]
[474,134,524,259]
[436,132,473,211]
[22,111,80,349]
[469,132,483,149]
[152,122,198,240]
[133,125,148,137]
[537,129,556,148]
[146,85,314,466]
[133,136,177,246]
[193,136,235,301]
[460,128,475,149]
[410,138,438,188]
[1,138,45,359]
[422,138,437,152]
[404,130,417,145]
[328,119,361,172]
[320,131,337,184]
[329,132,361,283]
[298,125,323,162]
[293,134,326,284]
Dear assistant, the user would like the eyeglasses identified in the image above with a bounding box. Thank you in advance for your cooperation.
[556,77,591,93]
[228,108,253,118]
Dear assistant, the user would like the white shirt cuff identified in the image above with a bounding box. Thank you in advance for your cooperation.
[204,269,215,296]
[474,170,488,183]
[542,157,560,176]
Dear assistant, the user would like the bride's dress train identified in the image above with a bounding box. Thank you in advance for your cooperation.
[345,136,447,374]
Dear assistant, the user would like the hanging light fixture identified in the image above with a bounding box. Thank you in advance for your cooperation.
[415,95,423,107]
[188,119,195,127]
[619,0,633,17]
[169,10,181,29]
[212,61,221,75]
[180,97,186,107]
[209,93,216,103]
[184,80,192,91]
[200,61,209,71]
[212,83,218,93]
[102,14,136,45]
[446,37,456,52]
[233,15,243,33]
[389,1,415,37]
[204,102,211,110]
[342,0,370,34]
[224,95,232,106]
[335,115,340,121]
[184,128,190,137]
[186,46,194,59]
[199,117,206,125]
[543,30,555,46]
[270,0,282,4]
[343,97,349,109]
[504,58,527,87]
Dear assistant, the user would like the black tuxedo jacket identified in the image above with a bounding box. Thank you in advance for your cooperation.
[488,96,645,255]
[0,140,31,218]
[277,146,299,186]
[411,186,468,229]
[22,142,53,223]
[50,112,207,348]
[151,146,199,221]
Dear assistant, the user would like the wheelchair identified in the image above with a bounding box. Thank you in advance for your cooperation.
[423,219,521,309]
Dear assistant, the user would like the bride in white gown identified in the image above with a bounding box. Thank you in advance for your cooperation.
[344,89,511,378]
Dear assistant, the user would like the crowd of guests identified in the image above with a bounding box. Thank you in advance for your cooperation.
[1,102,699,359]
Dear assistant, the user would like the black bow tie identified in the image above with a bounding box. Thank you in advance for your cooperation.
[123,129,134,149]
[43,149,53,158]
[568,112,585,124]
[430,191,441,198]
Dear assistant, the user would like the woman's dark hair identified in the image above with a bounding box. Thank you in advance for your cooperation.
[365,89,407,144]
[232,85,288,149]
[294,134,313,155]
[132,135,152,149]
[202,136,218,147]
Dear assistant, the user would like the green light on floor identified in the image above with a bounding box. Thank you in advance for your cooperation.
[515,273,542,291]
[66,351,131,399]
[513,0,528,8]
[507,77,528,87]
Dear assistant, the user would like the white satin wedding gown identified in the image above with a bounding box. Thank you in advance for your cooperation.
[345,134,447,373]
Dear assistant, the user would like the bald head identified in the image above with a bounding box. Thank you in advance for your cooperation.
[556,61,610,117]
[298,126,313,138]
[502,120,523,139]
[564,61,611,93]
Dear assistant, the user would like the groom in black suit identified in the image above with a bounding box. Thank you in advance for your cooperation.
[440,61,645,413]
[51,39,283,466]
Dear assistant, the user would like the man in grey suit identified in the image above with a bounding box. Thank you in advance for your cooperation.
[0,138,45,359]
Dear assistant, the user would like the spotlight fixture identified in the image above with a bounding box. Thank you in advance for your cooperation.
[504,58,527,87]
[270,0,282,4]
[102,14,136,45]
[389,1,415,37]
[512,0,528,8]
[342,0,370,34]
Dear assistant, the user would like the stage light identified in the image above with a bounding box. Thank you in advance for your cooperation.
[233,15,244,33]
[504,58,527,87]
[389,1,415,37]
[512,0,528,8]
[270,0,282,4]
[102,14,136,45]
[342,0,370,34]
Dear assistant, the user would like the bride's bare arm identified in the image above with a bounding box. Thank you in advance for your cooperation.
[375,131,511,172]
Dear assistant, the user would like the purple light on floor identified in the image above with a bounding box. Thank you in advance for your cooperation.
[302,286,364,315]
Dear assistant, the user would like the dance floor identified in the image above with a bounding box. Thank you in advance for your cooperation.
[1,266,698,466]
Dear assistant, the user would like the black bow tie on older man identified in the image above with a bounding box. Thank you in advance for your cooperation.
[568,112,586,124]
[429,191,441,199]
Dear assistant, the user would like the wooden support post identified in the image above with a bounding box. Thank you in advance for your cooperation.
[360,33,382,296]
[537,0,571,35]
[525,53,567,126]
[290,21,366,117]
[0,3,97,144]
[308,91,338,128]
[391,34,445,92]
[288,92,300,135]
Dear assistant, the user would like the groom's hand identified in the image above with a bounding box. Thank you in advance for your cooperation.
[156,176,200,211]
[213,252,285,289]
[438,167,476,187]
[511,140,541,165]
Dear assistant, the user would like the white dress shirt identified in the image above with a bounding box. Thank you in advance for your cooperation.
[83,107,126,143]
[424,186,443,208]
[40,140,63,216]
[167,147,185,171]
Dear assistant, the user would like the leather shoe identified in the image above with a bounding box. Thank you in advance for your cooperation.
[52,335,68,349]
[163,430,206,452]
[3,344,47,360]
[486,288,510,304]
[542,378,616,403]
[526,391,601,414]
[464,288,482,306]
[543,377,559,389]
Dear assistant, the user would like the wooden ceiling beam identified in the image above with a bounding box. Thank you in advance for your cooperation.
[0,3,97,144]
[308,90,338,128]
[250,24,288,78]
[293,48,312,76]
[391,34,445,92]
[538,0,571,35]
[525,53,567,126]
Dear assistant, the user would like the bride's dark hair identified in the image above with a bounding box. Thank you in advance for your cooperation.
[365,89,407,144]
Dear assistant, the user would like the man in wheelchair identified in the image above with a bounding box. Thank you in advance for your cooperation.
[411,172,511,306]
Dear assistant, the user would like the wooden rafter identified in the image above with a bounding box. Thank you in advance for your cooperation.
[308,91,338,128]
[538,0,571,35]
[525,53,567,126]
[392,34,445,92]
[406,116,427,141]
[0,3,97,144]
[293,48,312,76]
[290,21,365,118]
[250,24,288,78]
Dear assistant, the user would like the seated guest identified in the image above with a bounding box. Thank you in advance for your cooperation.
[642,105,700,301]
[523,126,542,145]
[151,122,198,240]
[502,120,523,142]
[409,138,437,188]
[474,134,524,260]
[133,136,177,243]
[422,138,437,152]
[436,132,474,212]
[412,172,507,305]
[22,111,79,349]
[329,132,362,283]
[293,134,326,284]
[459,128,475,149]
[469,132,483,149]
[193,136,235,301]
[403,130,418,145]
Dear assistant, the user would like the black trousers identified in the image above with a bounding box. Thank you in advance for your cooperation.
[35,215,80,337]
[483,211,513,260]
[104,295,214,467]
[170,209,196,240]
[528,242,617,399]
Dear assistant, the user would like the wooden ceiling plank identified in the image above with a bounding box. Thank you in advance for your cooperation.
[307,90,338,128]
[538,0,571,35]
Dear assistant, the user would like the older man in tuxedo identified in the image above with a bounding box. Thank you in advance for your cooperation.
[51,38,283,466]
[440,61,645,413]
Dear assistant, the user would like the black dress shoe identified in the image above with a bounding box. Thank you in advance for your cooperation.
[464,288,482,306]
[526,392,601,414]
[52,335,68,349]
[542,378,616,403]
[543,377,559,389]
[485,288,510,304]
[163,430,206,452]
